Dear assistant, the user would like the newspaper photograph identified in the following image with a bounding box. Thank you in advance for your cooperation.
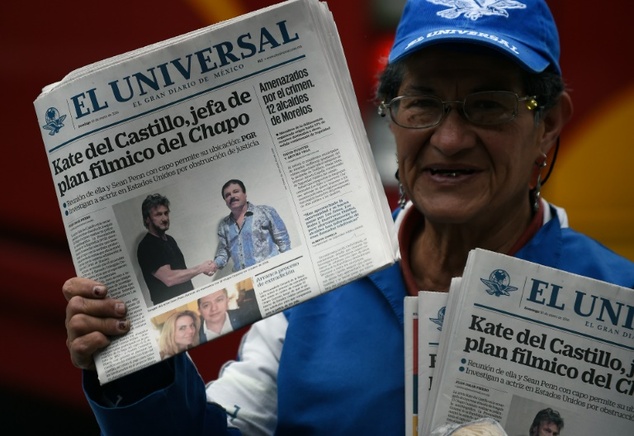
[423,249,634,435]
[33,0,397,384]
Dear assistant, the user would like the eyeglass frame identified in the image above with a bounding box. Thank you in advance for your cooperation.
[378,91,540,129]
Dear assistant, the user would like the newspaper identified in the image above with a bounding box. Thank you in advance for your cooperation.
[417,291,448,436]
[405,296,419,436]
[34,0,397,384]
[422,249,634,435]
[405,291,451,436]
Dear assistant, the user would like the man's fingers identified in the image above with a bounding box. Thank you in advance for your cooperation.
[67,331,113,370]
[63,277,131,371]
[62,277,108,302]
[65,311,130,371]
[66,309,130,339]
[66,294,127,319]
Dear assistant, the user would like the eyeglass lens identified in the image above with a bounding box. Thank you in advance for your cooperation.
[390,92,520,128]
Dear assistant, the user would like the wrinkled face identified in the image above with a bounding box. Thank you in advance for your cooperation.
[174,315,197,349]
[535,422,560,436]
[146,205,170,234]
[199,290,229,325]
[391,47,546,226]
[223,183,247,211]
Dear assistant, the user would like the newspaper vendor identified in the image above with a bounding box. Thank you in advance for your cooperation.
[62,0,634,434]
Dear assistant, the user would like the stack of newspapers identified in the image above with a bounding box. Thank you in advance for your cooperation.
[406,249,634,435]
[34,0,397,384]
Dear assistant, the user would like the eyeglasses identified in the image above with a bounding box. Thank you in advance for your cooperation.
[378,91,539,129]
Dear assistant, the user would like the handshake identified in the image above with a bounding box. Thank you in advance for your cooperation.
[198,260,219,276]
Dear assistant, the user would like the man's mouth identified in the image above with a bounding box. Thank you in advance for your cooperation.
[428,168,476,177]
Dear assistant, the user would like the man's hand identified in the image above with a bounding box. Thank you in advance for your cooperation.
[204,260,218,276]
[63,277,130,371]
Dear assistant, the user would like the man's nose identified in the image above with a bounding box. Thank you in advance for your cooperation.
[429,106,476,156]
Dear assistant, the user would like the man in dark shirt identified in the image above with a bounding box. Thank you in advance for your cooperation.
[136,194,214,305]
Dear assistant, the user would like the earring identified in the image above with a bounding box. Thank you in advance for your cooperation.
[531,153,548,212]
[398,182,407,209]
[533,174,543,213]
[395,169,407,209]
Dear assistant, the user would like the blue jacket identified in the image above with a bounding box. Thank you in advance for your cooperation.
[84,206,634,435]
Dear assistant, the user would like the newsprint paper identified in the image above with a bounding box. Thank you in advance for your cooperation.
[34,0,397,384]
[404,296,419,436]
[405,291,450,436]
[417,291,448,436]
[422,249,634,435]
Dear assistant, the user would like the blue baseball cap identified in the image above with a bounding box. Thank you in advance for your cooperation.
[388,0,561,75]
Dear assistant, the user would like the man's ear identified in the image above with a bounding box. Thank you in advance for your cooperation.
[540,91,573,154]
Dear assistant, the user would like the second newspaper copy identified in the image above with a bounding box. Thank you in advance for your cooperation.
[422,249,634,435]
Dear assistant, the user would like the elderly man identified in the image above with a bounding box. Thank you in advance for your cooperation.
[63,1,634,434]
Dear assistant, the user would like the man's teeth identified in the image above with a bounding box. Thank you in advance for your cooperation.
[429,169,473,177]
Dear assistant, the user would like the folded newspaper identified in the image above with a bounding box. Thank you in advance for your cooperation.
[420,249,634,435]
[416,291,448,436]
[34,0,397,384]
[404,296,420,436]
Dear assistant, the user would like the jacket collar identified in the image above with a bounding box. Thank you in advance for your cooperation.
[367,200,567,325]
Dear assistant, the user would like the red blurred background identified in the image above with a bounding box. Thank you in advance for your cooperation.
[1,0,632,433]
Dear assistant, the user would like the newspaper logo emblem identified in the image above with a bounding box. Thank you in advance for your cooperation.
[42,107,67,136]
[430,306,446,331]
[427,0,526,20]
[480,269,518,297]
